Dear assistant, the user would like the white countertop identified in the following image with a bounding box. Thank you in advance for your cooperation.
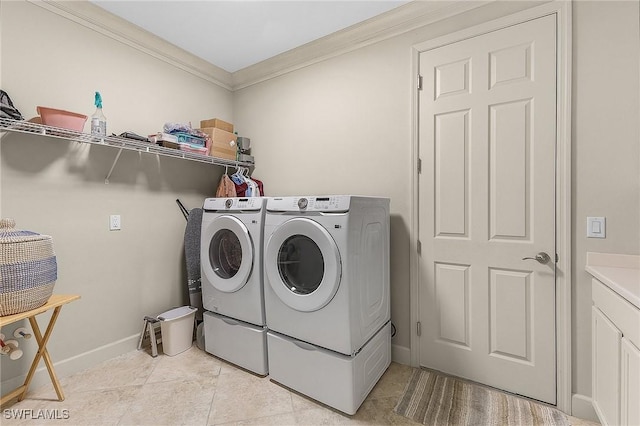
[586,252,640,309]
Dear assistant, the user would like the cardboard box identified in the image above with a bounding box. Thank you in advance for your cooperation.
[200,118,233,133]
[199,127,237,160]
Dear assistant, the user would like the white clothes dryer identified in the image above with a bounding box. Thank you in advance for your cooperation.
[263,195,391,356]
[263,195,391,414]
[201,197,267,375]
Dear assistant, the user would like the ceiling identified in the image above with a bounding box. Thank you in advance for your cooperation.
[90,1,411,73]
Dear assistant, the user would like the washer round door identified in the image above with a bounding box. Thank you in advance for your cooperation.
[202,215,253,293]
[265,217,341,312]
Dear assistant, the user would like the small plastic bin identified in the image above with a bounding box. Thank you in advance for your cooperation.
[36,106,87,131]
[173,132,206,147]
[179,143,209,156]
[158,306,197,356]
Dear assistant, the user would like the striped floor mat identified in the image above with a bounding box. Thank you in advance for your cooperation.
[394,369,568,426]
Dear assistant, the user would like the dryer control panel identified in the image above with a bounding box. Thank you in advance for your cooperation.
[267,196,351,212]
[203,197,265,212]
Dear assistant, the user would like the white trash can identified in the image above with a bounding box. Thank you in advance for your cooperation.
[158,306,197,356]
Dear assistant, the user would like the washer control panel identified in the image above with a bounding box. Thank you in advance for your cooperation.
[268,196,351,212]
[203,197,264,212]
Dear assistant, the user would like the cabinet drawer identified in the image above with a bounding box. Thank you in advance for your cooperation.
[593,279,640,348]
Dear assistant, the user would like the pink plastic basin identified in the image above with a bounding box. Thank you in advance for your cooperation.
[36,106,88,132]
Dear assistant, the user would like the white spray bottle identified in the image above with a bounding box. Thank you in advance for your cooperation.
[91,92,107,137]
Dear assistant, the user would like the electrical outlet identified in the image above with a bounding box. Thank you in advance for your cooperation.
[110,215,121,231]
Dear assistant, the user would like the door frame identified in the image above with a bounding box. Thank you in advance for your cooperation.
[409,1,572,413]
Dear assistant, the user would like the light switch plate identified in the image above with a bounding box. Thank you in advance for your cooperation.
[587,217,605,238]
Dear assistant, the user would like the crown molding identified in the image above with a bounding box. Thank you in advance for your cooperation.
[29,0,234,90]
[28,0,491,92]
[230,0,491,90]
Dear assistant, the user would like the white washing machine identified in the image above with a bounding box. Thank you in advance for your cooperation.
[201,197,268,375]
[263,195,391,414]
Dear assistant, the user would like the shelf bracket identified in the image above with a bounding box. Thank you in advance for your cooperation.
[105,148,124,184]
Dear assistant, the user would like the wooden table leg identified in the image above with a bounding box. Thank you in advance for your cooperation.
[0,386,27,407]
[18,306,64,402]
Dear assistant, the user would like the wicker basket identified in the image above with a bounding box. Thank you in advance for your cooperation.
[0,218,57,316]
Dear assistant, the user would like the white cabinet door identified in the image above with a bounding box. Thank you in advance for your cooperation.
[592,306,622,426]
[621,338,640,426]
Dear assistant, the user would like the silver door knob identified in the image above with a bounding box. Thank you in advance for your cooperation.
[522,252,551,264]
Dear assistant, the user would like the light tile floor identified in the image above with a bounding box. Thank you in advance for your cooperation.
[2,345,600,426]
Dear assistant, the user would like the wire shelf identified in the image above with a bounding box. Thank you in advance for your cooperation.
[0,117,251,169]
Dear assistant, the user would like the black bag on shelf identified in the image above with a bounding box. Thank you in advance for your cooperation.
[0,90,24,120]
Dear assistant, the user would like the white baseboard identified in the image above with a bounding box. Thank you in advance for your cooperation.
[571,393,599,423]
[392,343,411,365]
[1,334,139,396]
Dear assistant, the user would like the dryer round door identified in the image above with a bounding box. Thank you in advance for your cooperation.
[265,217,341,312]
[203,215,253,293]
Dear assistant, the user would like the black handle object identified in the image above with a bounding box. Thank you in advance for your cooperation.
[176,199,189,221]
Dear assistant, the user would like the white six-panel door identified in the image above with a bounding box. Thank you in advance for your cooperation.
[418,15,557,404]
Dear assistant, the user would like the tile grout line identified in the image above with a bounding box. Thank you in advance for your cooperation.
[204,364,223,426]
[114,351,158,426]
[204,388,217,426]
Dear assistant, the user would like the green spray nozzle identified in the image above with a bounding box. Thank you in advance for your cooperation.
[94,92,103,109]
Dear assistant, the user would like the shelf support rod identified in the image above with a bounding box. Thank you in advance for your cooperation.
[105,148,124,184]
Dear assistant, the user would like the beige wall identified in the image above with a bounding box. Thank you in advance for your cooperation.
[572,0,640,398]
[233,43,415,354]
[0,1,232,386]
[2,0,639,412]
[234,0,640,411]
[234,0,535,356]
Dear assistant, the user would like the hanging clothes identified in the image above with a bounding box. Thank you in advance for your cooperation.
[251,177,265,196]
[228,167,265,197]
[244,175,256,197]
[216,174,237,198]
[240,169,254,196]
[230,172,247,197]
